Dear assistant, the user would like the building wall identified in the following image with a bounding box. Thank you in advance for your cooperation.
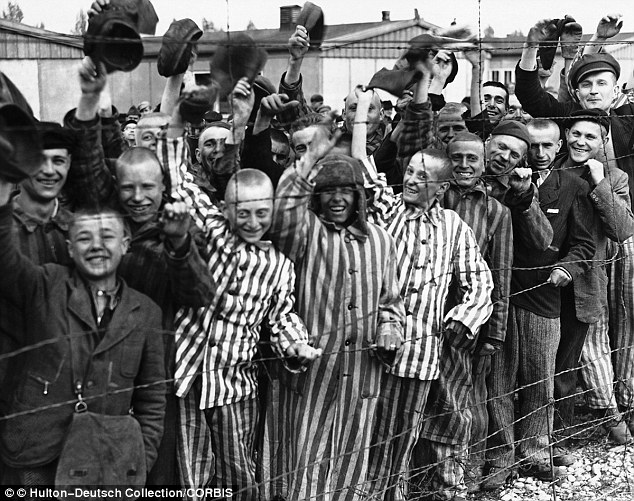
[1,60,40,118]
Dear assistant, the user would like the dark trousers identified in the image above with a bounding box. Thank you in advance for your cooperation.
[555,287,591,431]
[147,391,179,486]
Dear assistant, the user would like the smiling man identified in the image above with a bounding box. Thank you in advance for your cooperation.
[483,117,597,486]
[170,166,320,500]
[0,172,166,487]
[363,149,493,501]
[412,132,512,497]
[263,150,404,501]
[548,110,634,455]
[0,122,78,426]
[465,81,510,140]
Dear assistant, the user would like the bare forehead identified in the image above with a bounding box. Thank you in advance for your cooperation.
[491,134,526,152]
[448,140,484,155]
[137,116,169,129]
[528,124,560,141]
[568,120,603,135]
[483,85,507,98]
[71,214,125,235]
[345,90,381,106]
[43,148,71,158]
[199,127,232,142]
[438,116,466,126]
[117,157,163,182]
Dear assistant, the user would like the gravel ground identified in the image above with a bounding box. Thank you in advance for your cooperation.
[471,406,634,501]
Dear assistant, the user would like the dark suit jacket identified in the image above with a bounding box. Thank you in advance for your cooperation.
[0,204,166,470]
[511,168,596,318]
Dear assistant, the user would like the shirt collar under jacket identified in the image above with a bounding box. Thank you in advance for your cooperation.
[12,196,71,233]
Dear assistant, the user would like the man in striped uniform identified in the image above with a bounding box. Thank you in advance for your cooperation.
[367,148,494,501]
[410,132,513,499]
[262,148,405,500]
[170,167,320,500]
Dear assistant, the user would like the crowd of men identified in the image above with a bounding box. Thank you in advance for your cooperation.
[1,2,634,501]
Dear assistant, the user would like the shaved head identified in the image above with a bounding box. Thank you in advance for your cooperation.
[224,169,273,205]
[222,169,274,244]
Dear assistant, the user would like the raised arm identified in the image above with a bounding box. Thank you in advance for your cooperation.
[464,46,483,116]
[63,57,116,208]
[516,20,574,119]
[269,125,338,260]
[278,26,311,128]
[584,14,623,55]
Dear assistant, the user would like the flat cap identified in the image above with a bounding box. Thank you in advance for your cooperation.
[568,52,620,89]
[566,108,610,133]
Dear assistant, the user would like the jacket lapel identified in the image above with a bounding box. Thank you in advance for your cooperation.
[93,282,140,355]
[538,169,560,206]
[67,276,97,333]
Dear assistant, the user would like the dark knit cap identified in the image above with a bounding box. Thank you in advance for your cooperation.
[568,53,620,89]
[37,122,76,152]
[566,108,611,133]
[312,154,368,234]
[490,120,531,147]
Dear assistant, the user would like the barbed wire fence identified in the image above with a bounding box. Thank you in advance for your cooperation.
[3,2,634,501]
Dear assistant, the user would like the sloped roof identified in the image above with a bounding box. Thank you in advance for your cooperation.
[0,18,82,49]
[142,18,442,57]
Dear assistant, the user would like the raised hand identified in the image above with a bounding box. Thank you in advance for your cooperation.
[78,56,107,96]
[432,50,454,82]
[259,93,300,118]
[508,166,532,194]
[160,201,192,248]
[230,77,255,131]
[526,19,556,47]
[87,0,109,17]
[288,25,310,61]
[596,14,623,39]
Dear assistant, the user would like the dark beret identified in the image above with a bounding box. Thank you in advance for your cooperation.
[490,120,531,147]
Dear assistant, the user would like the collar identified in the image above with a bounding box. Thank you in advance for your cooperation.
[12,196,72,233]
[448,180,488,197]
[227,231,273,251]
[319,216,368,242]
[403,198,441,226]
[88,280,122,312]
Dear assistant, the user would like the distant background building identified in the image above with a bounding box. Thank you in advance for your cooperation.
[2,10,632,121]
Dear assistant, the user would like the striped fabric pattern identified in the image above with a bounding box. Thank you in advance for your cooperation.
[177,380,213,496]
[367,376,432,501]
[262,168,405,501]
[443,182,513,343]
[159,136,309,408]
[204,398,259,501]
[373,194,494,381]
[579,306,617,409]
[607,237,634,409]
[172,203,308,408]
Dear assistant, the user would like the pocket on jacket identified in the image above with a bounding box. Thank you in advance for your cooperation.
[120,337,144,378]
[15,356,66,406]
